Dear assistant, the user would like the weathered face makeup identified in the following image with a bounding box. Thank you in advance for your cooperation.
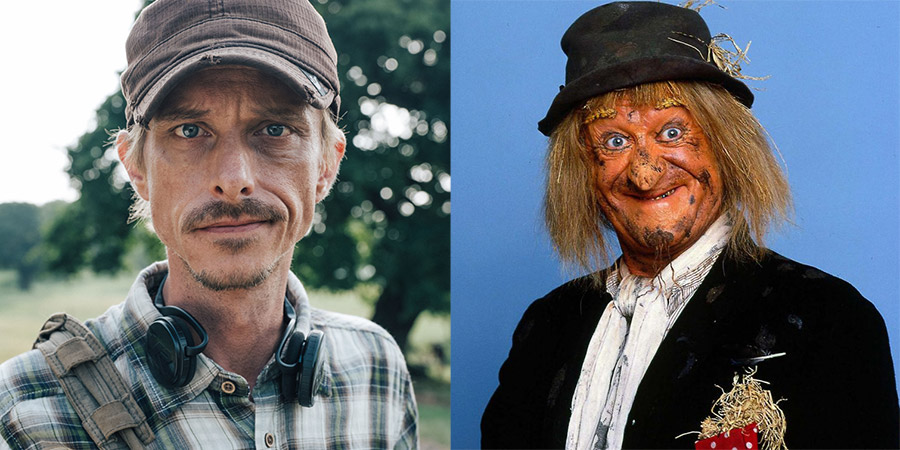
[583,100,724,276]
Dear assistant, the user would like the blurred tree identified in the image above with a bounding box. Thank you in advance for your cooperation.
[296,0,450,350]
[41,0,449,352]
[0,203,41,289]
[42,93,132,276]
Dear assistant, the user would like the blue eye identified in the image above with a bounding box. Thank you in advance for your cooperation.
[176,124,200,138]
[604,135,628,150]
[265,125,288,136]
[660,126,683,141]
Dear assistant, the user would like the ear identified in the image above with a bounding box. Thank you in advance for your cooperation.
[116,130,149,201]
[315,136,345,203]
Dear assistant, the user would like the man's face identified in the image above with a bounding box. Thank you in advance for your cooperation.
[584,100,724,272]
[131,66,335,290]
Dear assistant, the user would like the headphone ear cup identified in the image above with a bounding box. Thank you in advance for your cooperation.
[146,316,196,388]
[280,330,306,402]
[298,330,326,408]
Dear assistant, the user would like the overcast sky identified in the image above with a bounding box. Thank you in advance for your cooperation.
[0,0,141,205]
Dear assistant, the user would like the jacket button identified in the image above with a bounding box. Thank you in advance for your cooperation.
[265,432,275,447]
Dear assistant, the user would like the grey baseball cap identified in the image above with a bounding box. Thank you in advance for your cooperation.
[121,0,340,127]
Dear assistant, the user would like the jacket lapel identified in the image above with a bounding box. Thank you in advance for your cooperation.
[623,251,768,448]
[546,283,613,448]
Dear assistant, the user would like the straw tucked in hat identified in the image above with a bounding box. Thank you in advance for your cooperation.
[538,1,753,136]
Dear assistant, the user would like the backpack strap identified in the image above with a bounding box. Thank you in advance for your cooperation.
[33,313,155,449]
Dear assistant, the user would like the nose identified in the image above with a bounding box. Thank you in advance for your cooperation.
[210,137,255,201]
[626,143,665,192]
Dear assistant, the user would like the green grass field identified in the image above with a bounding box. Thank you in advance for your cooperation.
[0,270,450,448]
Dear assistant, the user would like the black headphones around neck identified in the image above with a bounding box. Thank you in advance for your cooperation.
[145,274,326,407]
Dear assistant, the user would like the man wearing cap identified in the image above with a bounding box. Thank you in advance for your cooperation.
[0,1,417,449]
[481,2,898,449]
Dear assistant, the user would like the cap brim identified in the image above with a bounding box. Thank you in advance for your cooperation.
[538,55,753,136]
[132,46,338,126]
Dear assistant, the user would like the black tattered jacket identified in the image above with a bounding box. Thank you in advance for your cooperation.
[482,250,899,449]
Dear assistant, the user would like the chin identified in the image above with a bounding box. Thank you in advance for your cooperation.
[188,264,276,292]
[620,215,700,253]
[176,249,286,292]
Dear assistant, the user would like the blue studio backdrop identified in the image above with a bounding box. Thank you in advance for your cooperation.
[451,1,900,448]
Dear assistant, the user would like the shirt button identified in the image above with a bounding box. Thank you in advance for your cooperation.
[221,380,236,394]
[265,432,275,447]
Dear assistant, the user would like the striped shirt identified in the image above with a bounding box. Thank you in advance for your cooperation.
[0,262,418,449]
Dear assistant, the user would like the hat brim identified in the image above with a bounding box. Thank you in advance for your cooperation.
[537,55,753,136]
[132,46,338,127]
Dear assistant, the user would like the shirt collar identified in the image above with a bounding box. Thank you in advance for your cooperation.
[117,261,321,417]
[606,213,733,316]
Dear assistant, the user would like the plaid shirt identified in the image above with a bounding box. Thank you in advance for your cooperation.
[0,262,418,449]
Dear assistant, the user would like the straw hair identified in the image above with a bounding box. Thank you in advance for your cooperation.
[696,368,788,450]
[544,80,791,281]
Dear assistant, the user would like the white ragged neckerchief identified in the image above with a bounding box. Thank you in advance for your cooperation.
[566,214,733,450]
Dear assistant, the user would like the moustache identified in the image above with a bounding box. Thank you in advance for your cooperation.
[181,198,286,233]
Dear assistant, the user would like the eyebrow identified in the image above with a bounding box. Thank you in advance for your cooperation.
[254,106,307,123]
[255,106,312,133]
[152,104,312,133]
[154,106,211,123]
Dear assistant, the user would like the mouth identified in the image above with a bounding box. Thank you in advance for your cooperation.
[650,188,677,201]
[196,219,269,233]
[629,187,678,201]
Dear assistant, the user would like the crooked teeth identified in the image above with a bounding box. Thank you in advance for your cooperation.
[652,189,676,200]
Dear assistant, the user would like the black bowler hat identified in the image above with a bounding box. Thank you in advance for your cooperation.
[537,1,754,136]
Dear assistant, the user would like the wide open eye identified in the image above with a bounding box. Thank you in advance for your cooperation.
[659,126,683,141]
[604,134,628,151]
[175,124,201,138]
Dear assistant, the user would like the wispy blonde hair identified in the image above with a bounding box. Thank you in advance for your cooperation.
[544,80,791,279]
